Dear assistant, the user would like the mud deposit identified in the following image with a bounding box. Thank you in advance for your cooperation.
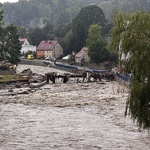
[0,65,150,150]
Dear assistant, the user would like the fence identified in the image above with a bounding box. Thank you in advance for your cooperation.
[115,72,131,93]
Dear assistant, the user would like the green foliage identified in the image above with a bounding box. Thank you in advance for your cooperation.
[52,5,107,55]
[3,24,21,65]
[27,23,54,46]
[18,26,27,38]
[110,11,150,130]
[27,27,44,46]
[0,5,21,65]
[0,4,3,24]
[71,5,107,52]
[86,24,109,64]
[2,0,150,58]
[2,0,150,28]
[59,30,74,55]
[24,51,36,58]
[108,51,118,64]
[2,0,80,28]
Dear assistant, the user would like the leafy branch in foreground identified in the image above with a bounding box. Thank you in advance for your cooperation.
[109,11,150,130]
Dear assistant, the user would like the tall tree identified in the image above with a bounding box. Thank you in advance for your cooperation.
[71,5,107,52]
[0,5,21,65]
[55,23,74,55]
[2,24,21,65]
[109,11,150,130]
[86,24,109,64]
[27,23,54,46]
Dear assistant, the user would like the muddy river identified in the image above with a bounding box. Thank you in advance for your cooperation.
[0,65,149,150]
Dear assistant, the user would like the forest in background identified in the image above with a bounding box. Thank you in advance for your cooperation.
[1,0,150,28]
[1,0,150,64]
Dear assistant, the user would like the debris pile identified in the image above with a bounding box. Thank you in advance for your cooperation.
[0,65,116,96]
[0,68,46,95]
[0,63,16,75]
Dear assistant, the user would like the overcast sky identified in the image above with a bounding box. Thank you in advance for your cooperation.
[0,0,19,3]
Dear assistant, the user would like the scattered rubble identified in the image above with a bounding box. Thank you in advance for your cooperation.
[0,63,115,96]
[0,67,46,95]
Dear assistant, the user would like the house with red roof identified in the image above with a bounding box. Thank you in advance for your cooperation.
[36,40,63,59]
[75,47,90,63]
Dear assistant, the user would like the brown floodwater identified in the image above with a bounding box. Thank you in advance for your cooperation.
[0,65,149,150]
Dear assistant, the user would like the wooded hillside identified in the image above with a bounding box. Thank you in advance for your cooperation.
[1,0,150,28]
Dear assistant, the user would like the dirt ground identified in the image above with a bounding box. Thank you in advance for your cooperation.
[0,64,150,150]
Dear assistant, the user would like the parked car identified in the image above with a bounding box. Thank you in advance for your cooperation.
[45,56,56,62]
[27,54,34,59]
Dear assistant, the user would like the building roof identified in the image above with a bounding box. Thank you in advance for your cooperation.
[19,38,27,43]
[37,40,58,51]
[75,47,88,58]
[19,38,30,46]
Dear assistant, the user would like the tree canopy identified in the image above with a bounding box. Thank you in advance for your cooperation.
[0,5,21,65]
[2,0,150,28]
[109,11,150,130]
[27,24,54,46]
[86,24,109,64]
[71,5,107,52]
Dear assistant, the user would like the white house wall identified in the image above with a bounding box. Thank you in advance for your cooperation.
[20,45,36,54]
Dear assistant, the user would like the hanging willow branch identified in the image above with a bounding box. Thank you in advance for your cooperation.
[109,11,150,130]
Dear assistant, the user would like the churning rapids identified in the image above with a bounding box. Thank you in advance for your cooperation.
[0,64,149,150]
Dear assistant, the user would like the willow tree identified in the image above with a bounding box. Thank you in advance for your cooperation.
[109,11,150,130]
